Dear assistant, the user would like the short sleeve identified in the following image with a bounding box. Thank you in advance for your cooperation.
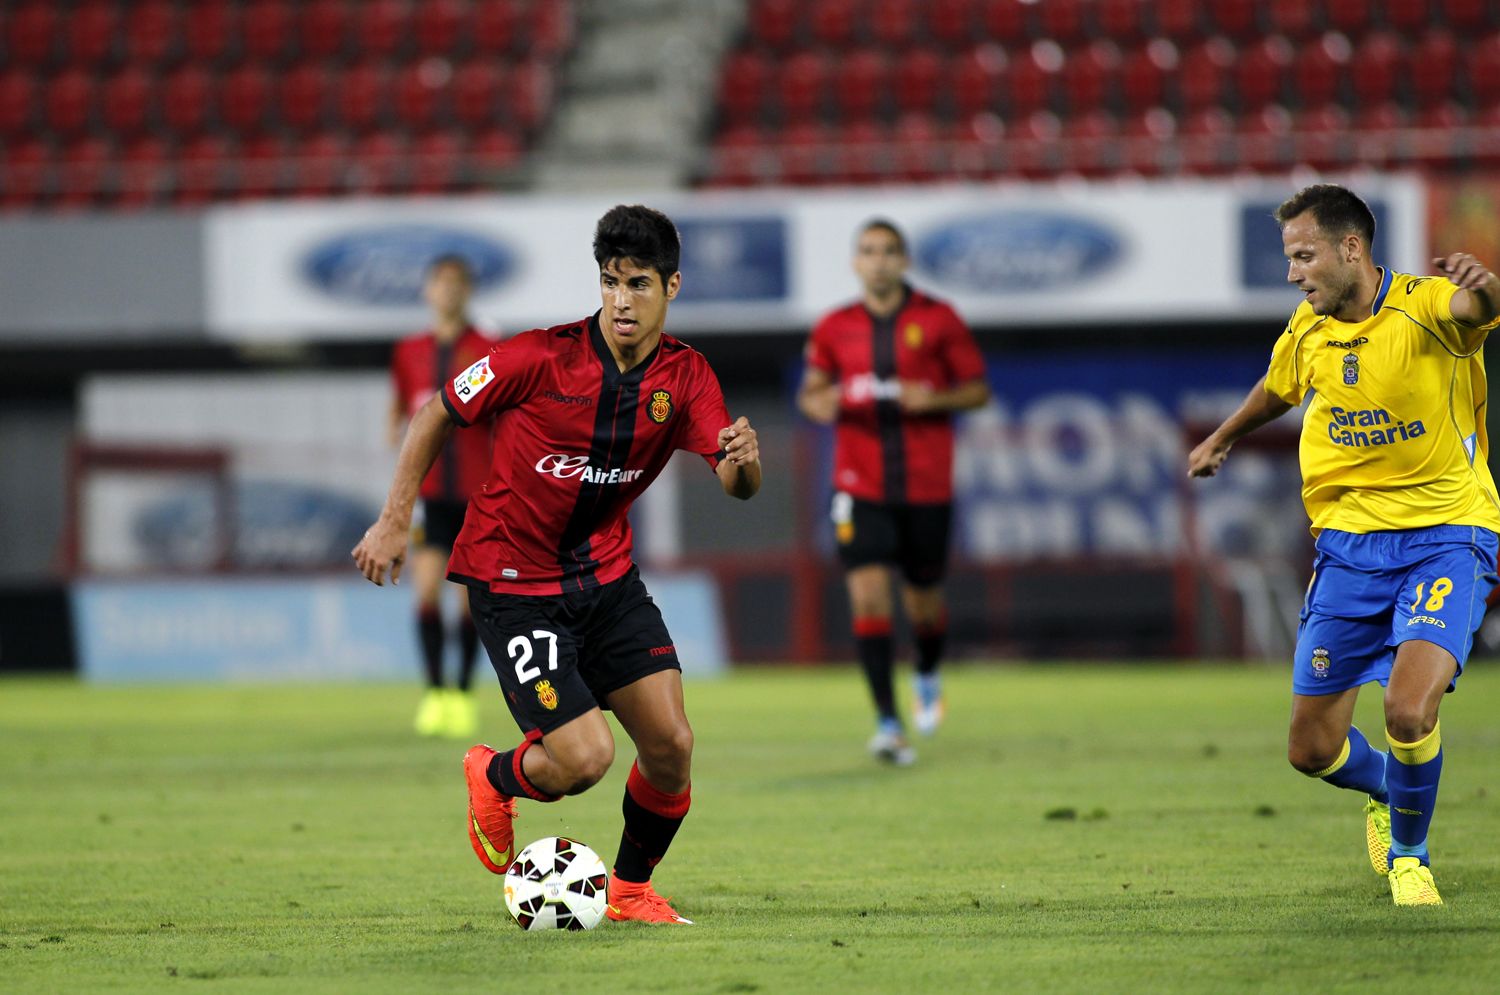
[1263,325,1305,406]
[938,305,986,384]
[678,357,732,470]
[1392,273,1485,354]
[805,316,839,376]
[441,332,544,427]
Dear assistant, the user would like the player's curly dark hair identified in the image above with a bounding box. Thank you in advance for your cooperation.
[858,217,908,254]
[593,205,681,282]
[1275,184,1376,248]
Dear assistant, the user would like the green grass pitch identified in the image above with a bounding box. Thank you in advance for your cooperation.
[5,663,1500,993]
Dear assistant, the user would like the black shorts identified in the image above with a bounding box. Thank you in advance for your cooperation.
[466,565,680,735]
[832,493,952,586]
[417,498,468,552]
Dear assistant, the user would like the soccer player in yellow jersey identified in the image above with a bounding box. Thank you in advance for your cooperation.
[1189,184,1500,907]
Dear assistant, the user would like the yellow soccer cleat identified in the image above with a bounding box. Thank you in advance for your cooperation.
[445,690,479,739]
[414,689,447,737]
[1365,797,1391,876]
[1388,857,1443,907]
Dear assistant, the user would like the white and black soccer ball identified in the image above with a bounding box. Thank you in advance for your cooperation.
[503,837,609,931]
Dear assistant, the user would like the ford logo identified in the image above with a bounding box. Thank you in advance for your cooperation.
[301,225,513,305]
[914,211,1122,293]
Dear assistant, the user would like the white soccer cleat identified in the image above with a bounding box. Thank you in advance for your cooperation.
[867,728,916,766]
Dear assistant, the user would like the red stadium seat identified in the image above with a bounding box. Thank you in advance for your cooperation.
[1293,37,1347,108]
[184,2,239,64]
[1387,0,1431,34]
[290,131,348,196]
[1176,41,1235,113]
[277,63,331,133]
[871,0,919,48]
[44,69,96,137]
[100,67,157,140]
[238,133,288,198]
[709,123,774,187]
[1350,33,1405,109]
[1153,0,1202,40]
[1324,0,1372,38]
[473,0,520,53]
[949,46,1004,118]
[747,0,800,51]
[175,135,235,204]
[1292,103,1353,170]
[895,48,945,115]
[1437,0,1491,32]
[4,3,56,67]
[1037,0,1090,45]
[717,51,771,126]
[1058,43,1118,115]
[56,136,114,209]
[161,66,214,137]
[978,0,1031,46]
[471,128,523,176]
[506,61,554,132]
[1096,0,1148,45]
[1235,105,1293,174]
[1410,31,1459,107]
[891,111,944,181]
[928,0,976,47]
[832,119,892,184]
[123,1,182,66]
[1265,0,1319,40]
[808,0,858,49]
[1003,51,1056,117]
[414,0,466,56]
[776,51,830,124]
[242,1,295,63]
[392,61,448,132]
[348,130,409,194]
[1,138,52,209]
[1205,0,1258,40]
[1119,43,1173,112]
[220,65,274,133]
[410,130,466,193]
[530,3,575,58]
[359,0,411,60]
[1462,32,1500,97]
[336,61,392,133]
[1234,37,1291,112]
[66,1,119,66]
[116,136,171,208]
[297,0,350,60]
[0,70,37,138]
[779,121,834,185]
[1060,109,1122,176]
[453,61,504,129]
[833,49,889,122]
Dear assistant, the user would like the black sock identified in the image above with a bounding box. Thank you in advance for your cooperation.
[457,617,480,691]
[486,740,559,802]
[614,762,690,884]
[417,608,444,688]
[915,627,946,676]
[853,618,896,721]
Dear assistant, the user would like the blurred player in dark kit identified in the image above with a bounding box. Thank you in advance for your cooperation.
[798,219,989,765]
[356,205,761,924]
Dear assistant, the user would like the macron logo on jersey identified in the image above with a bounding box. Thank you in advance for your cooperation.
[535,454,645,485]
[844,372,903,403]
[453,356,495,404]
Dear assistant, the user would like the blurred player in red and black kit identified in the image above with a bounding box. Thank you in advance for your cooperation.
[798,219,989,766]
[389,255,497,739]
[355,205,761,924]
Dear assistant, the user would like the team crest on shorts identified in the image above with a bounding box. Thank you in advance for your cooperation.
[1342,352,1359,385]
[904,323,924,348]
[535,680,559,710]
[648,389,673,424]
[1311,646,1332,679]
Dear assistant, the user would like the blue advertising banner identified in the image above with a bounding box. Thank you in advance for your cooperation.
[674,216,788,304]
[1240,198,1391,290]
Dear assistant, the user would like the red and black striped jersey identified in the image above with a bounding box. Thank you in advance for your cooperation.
[806,286,985,504]
[391,326,497,501]
[441,313,730,595]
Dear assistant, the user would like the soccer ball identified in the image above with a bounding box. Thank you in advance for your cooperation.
[503,836,609,931]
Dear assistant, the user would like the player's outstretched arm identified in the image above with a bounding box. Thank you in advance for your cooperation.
[1435,252,1500,327]
[352,394,456,585]
[716,416,761,500]
[796,366,840,425]
[1187,375,1292,478]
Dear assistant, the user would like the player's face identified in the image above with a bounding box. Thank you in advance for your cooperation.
[599,258,680,353]
[424,264,472,320]
[1282,214,1359,318]
[853,228,908,296]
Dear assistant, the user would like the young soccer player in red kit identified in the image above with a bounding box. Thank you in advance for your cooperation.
[354,205,761,925]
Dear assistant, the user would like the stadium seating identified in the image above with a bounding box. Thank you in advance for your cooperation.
[0,0,575,209]
[701,0,1500,186]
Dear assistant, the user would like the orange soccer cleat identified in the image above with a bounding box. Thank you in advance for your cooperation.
[605,876,695,925]
[463,744,517,874]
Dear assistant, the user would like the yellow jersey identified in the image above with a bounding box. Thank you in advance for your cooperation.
[1264,267,1500,534]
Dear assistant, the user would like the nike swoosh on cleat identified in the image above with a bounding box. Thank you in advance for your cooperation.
[607,905,622,915]
[471,810,512,867]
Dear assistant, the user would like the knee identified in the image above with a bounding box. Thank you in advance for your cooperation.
[556,744,614,796]
[638,724,694,780]
[1383,701,1437,745]
[1288,742,1341,776]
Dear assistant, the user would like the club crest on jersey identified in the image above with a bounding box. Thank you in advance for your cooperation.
[453,356,495,403]
[904,323,924,348]
[649,389,673,424]
[1342,352,1359,385]
[535,680,559,710]
[1311,646,1331,679]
